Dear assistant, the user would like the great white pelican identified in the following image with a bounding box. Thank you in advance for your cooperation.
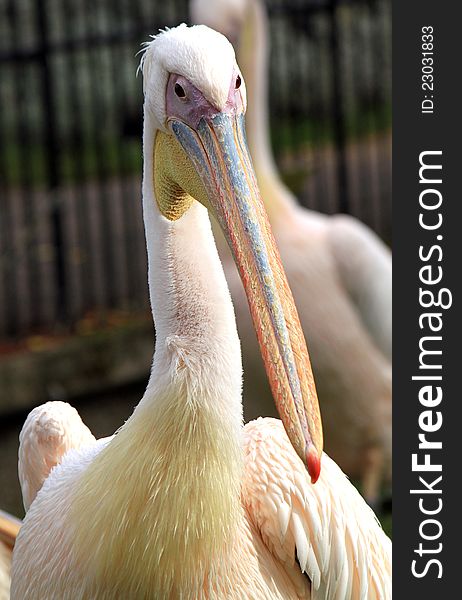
[11,25,390,599]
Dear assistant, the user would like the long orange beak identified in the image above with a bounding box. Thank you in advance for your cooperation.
[170,112,323,482]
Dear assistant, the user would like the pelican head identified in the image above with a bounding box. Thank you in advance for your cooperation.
[140,24,323,482]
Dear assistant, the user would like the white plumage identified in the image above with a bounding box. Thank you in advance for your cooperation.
[12,25,390,599]
[18,402,95,511]
[242,419,391,599]
[14,408,391,599]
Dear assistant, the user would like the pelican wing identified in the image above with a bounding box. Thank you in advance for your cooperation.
[328,215,392,360]
[18,401,95,512]
[242,418,391,600]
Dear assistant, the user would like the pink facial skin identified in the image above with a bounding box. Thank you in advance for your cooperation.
[165,68,245,130]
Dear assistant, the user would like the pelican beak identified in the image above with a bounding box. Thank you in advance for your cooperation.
[170,112,323,482]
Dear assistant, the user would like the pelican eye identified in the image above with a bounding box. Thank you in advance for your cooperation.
[235,75,241,89]
[175,83,186,98]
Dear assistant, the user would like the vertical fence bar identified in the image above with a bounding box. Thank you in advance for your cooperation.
[17,60,40,331]
[328,0,349,214]
[0,64,18,337]
[103,0,134,310]
[83,0,117,315]
[4,3,34,336]
[9,3,44,335]
[303,11,325,214]
[35,0,66,325]
[317,9,337,214]
[124,0,149,309]
[57,0,95,319]
[348,1,373,226]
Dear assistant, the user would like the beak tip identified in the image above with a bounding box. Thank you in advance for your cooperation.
[306,447,321,484]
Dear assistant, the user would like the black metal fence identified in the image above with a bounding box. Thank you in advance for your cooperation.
[0,0,391,339]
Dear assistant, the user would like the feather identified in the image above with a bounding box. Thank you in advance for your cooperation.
[242,418,391,600]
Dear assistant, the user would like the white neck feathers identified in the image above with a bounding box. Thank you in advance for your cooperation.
[69,118,245,597]
[141,120,243,407]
